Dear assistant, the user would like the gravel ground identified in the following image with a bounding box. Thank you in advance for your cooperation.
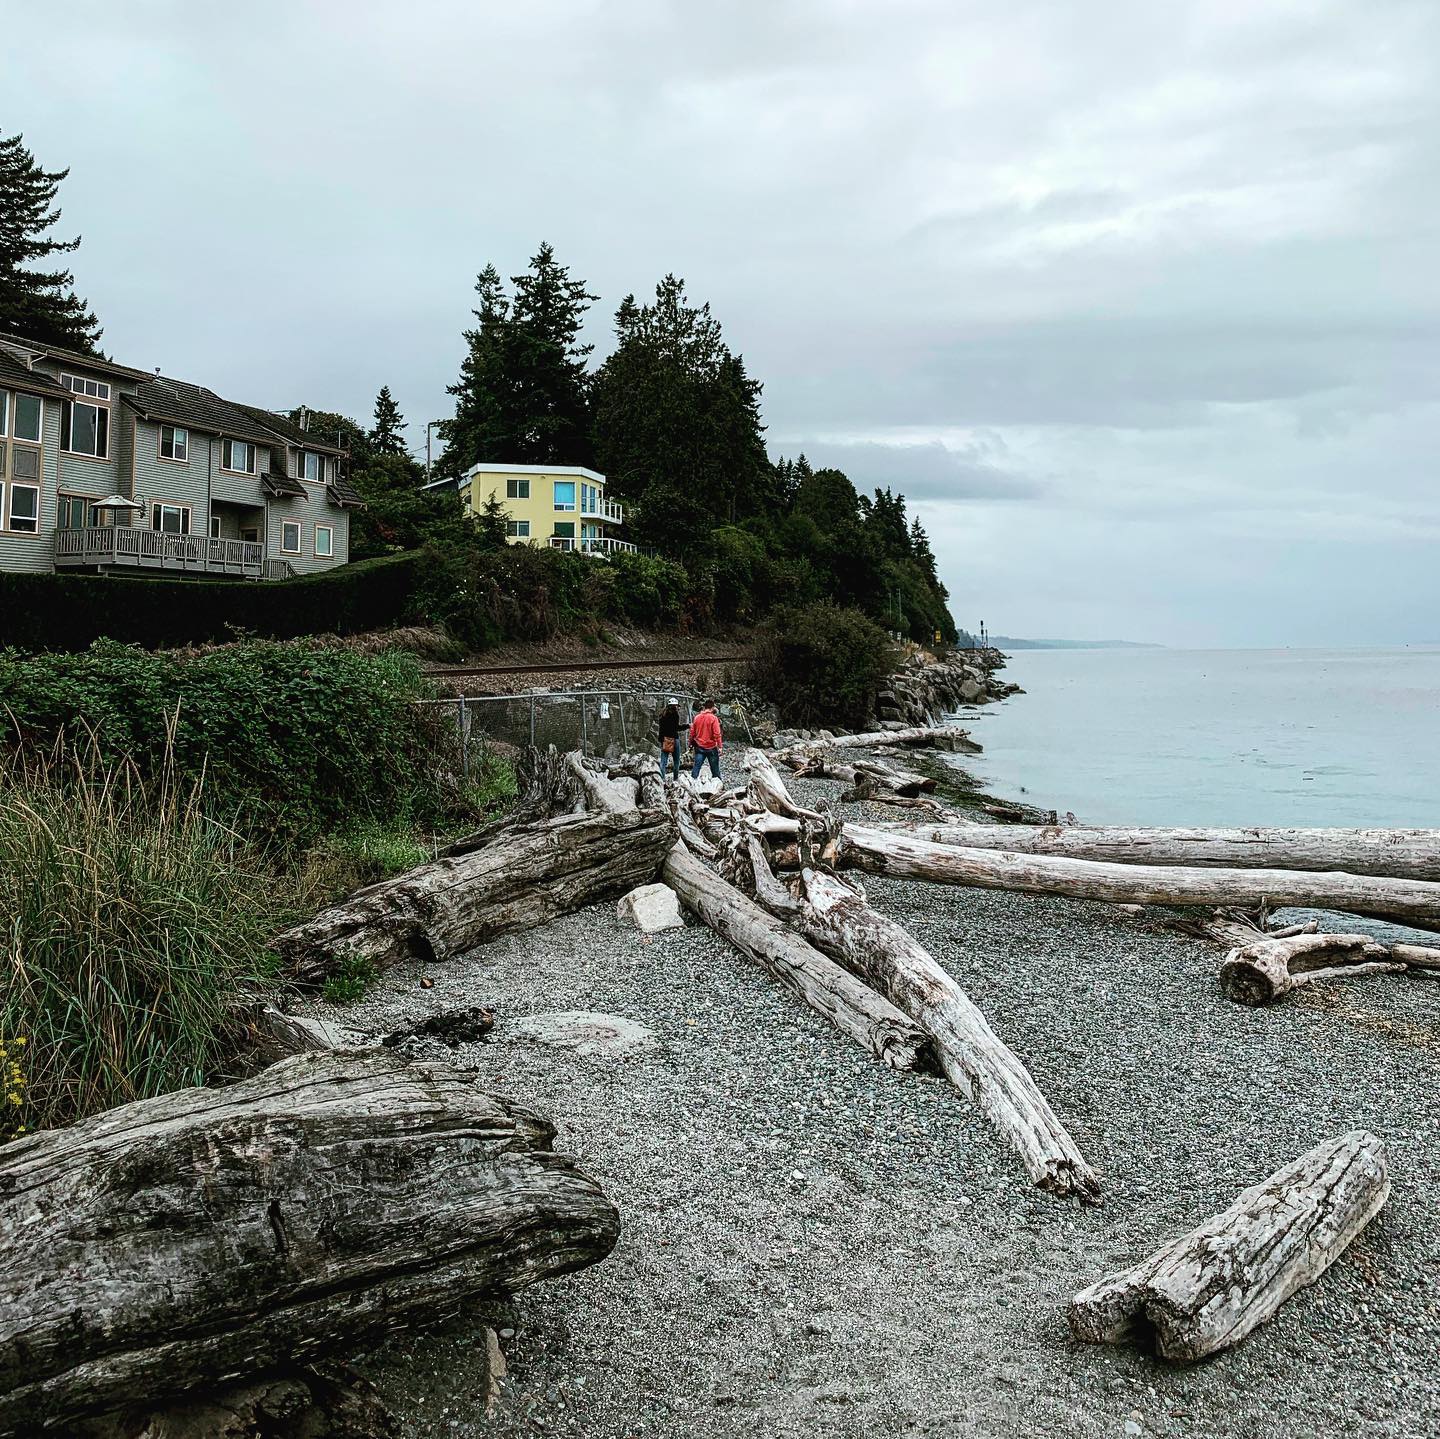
[314,771,1439,1439]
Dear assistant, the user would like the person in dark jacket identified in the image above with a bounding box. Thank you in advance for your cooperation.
[657,698,686,781]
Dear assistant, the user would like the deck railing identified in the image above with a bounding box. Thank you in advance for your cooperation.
[54,528,272,578]
[580,496,625,524]
[546,535,640,557]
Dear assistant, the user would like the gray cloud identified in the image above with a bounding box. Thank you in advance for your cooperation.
[4,0,1438,642]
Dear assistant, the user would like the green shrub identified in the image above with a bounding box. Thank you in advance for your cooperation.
[0,745,285,1132]
[321,954,381,1005]
[748,602,896,730]
[604,551,689,628]
[0,639,454,845]
[0,553,424,653]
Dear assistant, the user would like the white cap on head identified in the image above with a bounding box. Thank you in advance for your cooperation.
[668,696,679,705]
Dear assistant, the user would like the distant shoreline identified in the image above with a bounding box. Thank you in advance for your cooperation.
[987,637,1163,651]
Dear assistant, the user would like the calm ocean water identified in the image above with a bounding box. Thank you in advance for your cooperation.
[951,647,1440,828]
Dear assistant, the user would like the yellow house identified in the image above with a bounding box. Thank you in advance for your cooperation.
[458,463,633,555]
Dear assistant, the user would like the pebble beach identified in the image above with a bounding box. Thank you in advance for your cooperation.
[311,767,1440,1439]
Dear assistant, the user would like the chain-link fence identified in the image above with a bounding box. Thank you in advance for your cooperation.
[416,688,757,773]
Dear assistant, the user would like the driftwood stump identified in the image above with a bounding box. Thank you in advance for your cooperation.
[0,1051,619,1434]
[1070,1131,1389,1360]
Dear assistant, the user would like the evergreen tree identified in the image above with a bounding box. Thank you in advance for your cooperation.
[590,274,773,552]
[0,132,101,350]
[370,385,407,456]
[439,244,595,473]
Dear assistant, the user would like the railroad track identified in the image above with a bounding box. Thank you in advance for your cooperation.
[423,653,749,680]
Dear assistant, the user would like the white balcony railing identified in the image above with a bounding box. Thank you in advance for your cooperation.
[54,528,276,578]
[579,495,625,525]
[547,535,639,557]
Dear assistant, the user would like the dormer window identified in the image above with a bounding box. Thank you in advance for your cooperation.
[222,439,256,474]
[300,451,324,483]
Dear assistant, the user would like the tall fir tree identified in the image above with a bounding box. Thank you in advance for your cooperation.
[0,132,101,350]
[370,385,407,456]
[438,244,595,474]
[590,274,773,553]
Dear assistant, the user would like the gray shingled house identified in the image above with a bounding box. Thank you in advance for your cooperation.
[0,334,363,581]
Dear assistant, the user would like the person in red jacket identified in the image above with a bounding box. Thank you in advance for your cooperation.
[688,699,723,781]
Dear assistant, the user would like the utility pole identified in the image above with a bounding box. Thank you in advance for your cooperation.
[425,420,443,485]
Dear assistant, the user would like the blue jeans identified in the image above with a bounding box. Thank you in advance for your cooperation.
[659,745,682,780]
[691,746,721,780]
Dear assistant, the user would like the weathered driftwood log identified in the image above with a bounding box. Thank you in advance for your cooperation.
[828,826,1440,932]
[1070,1131,1389,1361]
[566,751,640,814]
[744,749,827,825]
[872,821,1440,883]
[786,754,939,798]
[274,808,673,984]
[727,839,1098,1201]
[1219,933,1402,1006]
[775,725,972,757]
[1390,942,1440,970]
[0,1051,619,1435]
[661,843,932,1073]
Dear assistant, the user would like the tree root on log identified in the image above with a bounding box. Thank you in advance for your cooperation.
[0,1050,618,1435]
[1070,1131,1389,1360]
[1219,933,1403,1006]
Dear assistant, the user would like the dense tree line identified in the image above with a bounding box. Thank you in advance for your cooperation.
[434,244,957,643]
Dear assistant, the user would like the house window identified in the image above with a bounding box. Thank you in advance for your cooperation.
[7,483,40,533]
[13,393,41,443]
[60,373,111,401]
[150,503,190,535]
[315,524,334,557]
[505,519,530,538]
[505,478,530,500]
[222,439,255,473]
[160,425,189,462]
[553,480,576,511]
[58,495,94,529]
[0,391,7,437]
[281,520,301,554]
[61,399,109,458]
[300,452,323,483]
[11,445,39,481]
[210,515,223,539]
[553,521,575,538]
[240,525,260,543]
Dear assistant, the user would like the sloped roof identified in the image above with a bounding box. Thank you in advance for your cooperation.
[0,333,157,383]
[233,403,346,456]
[262,471,308,500]
[326,475,365,508]
[126,377,281,447]
[0,348,68,398]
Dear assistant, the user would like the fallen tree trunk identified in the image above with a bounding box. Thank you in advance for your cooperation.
[785,754,939,798]
[1218,933,1402,1006]
[728,840,1098,1201]
[661,843,932,1074]
[274,807,673,984]
[829,826,1440,932]
[872,820,1440,883]
[1070,1130,1389,1361]
[0,1051,619,1435]
[744,750,827,825]
[566,751,640,814]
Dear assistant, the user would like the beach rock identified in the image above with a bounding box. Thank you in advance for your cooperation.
[505,1011,659,1058]
[958,678,987,703]
[618,883,686,935]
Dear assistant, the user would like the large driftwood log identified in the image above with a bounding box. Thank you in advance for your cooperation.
[1218,933,1403,1006]
[872,820,1440,883]
[275,808,672,984]
[0,1051,619,1435]
[661,843,932,1073]
[566,751,640,814]
[744,750,827,825]
[727,839,1098,1201]
[775,725,974,757]
[829,825,1440,932]
[1070,1131,1389,1361]
[785,754,940,798]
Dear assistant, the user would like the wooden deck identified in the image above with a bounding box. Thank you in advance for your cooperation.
[53,529,291,580]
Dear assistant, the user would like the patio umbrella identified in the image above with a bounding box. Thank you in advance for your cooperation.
[91,494,145,513]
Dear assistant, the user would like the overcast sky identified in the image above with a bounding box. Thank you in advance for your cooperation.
[6,0,1438,645]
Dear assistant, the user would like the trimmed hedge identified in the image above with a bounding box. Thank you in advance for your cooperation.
[0,553,424,653]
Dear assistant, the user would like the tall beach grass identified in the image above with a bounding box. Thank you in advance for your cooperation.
[0,739,282,1133]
